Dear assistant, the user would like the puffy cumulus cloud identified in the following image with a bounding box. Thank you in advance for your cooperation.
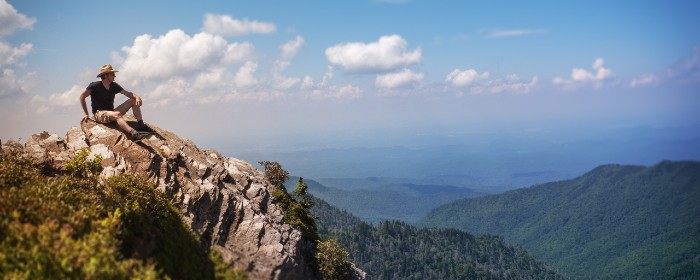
[0,68,37,98]
[280,35,304,61]
[375,68,424,89]
[0,1,35,99]
[117,29,254,85]
[202,13,276,36]
[445,69,537,95]
[0,0,36,37]
[234,61,259,88]
[192,67,226,89]
[325,34,422,72]
[114,27,351,106]
[111,28,322,107]
[149,78,192,107]
[0,41,32,68]
[272,36,304,74]
[628,73,659,88]
[301,66,363,100]
[445,69,490,87]
[32,85,83,114]
[553,58,613,89]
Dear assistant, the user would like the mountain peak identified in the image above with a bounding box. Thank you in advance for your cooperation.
[4,118,364,279]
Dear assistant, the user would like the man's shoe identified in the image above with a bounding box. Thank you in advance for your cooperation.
[136,120,154,133]
[131,131,151,143]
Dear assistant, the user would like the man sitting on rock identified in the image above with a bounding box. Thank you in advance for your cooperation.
[79,64,151,142]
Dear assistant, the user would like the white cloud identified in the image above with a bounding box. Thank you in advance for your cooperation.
[0,68,36,97]
[110,27,319,107]
[472,75,539,95]
[445,69,537,95]
[628,73,659,88]
[0,1,35,99]
[118,29,252,84]
[193,67,226,89]
[375,68,424,89]
[553,58,613,89]
[0,0,36,37]
[445,69,490,87]
[486,29,546,38]
[202,13,276,36]
[222,42,256,64]
[149,78,191,107]
[301,66,363,100]
[32,85,82,114]
[325,34,422,72]
[0,41,32,68]
[280,35,304,61]
[234,61,259,88]
[272,36,304,77]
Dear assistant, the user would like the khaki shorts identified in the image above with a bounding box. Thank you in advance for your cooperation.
[93,101,131,124]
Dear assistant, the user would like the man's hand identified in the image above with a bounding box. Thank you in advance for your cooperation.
[135,95,142,106]
[81,114,89,123]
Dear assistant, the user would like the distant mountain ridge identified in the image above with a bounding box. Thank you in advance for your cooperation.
[418,160,700,279]
[293,177,481,224]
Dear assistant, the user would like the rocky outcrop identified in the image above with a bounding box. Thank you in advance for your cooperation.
[3,117,365,280]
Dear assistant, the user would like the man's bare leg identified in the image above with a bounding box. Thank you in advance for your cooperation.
[117,99,142,121]
[106,111,136,135]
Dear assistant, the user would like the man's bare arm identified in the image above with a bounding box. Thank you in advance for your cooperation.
[79,89,90,122]
[121,90,142,106]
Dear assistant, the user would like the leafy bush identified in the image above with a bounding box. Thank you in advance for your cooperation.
[316,239,351,280]
[258,161,289,187]
[260,162,352,279]
[0,151,246,279]
[65,148,102,178]
[261,162,317,241]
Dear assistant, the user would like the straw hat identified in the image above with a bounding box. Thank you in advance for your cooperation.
[96,64,119,78]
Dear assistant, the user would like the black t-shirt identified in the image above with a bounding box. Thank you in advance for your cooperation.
[86,81,124,114]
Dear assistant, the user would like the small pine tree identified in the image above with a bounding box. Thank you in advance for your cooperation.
[295,177,313,210]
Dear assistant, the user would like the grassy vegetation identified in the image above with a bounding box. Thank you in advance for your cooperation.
[0,149,246,279]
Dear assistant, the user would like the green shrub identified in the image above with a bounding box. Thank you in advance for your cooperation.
[65,148,102,178]
[258,161,289,187]
[259,162,354,278]
[261,163,319,242]
[0,152,157,279]
[0,151,247,279]
[316,239,351,280]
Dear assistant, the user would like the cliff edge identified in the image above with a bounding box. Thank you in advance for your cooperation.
[2,118,365,280]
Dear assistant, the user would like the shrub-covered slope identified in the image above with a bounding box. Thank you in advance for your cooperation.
[0,151,245,279]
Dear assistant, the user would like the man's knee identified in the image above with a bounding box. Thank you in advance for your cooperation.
[109,111,123,121]
[124,98,136,107]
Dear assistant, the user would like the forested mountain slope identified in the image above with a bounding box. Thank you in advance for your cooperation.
[311,198,564,279]
[418,161,700,279]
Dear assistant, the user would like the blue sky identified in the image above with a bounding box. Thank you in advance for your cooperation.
[1,0,699,153]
